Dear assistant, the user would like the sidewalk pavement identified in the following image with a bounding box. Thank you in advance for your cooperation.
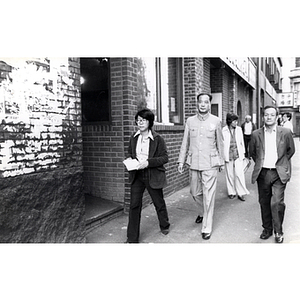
[86,138,300,244]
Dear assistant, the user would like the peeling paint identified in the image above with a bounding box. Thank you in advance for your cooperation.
[0,58,81,177]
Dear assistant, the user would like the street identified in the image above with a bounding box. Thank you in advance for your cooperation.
[86,137,300,244]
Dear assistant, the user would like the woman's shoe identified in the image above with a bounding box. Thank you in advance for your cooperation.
[195,215,203,223]
[238,195,246,201]
[202,233,211,240]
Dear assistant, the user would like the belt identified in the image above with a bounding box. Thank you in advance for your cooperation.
[262,167,276,171]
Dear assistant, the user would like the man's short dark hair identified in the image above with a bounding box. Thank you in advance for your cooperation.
[197,93,212,102]
[135,108,155,129]
[264,105,279,116]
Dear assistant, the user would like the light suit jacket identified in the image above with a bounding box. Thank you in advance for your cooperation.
[249,126,295,184]
[178,113,224,171]
[222,125,246,162]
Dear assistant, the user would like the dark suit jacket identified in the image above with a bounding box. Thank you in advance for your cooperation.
[127,130,168,189]
[249,126,295,184]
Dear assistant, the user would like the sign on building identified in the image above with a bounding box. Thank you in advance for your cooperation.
[277,92,294,107]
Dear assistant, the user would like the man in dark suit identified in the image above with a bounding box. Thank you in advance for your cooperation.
[249,105,295,243]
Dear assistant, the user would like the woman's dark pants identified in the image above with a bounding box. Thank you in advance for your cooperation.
[127,169,170,242]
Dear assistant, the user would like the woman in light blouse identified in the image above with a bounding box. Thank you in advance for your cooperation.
[222,113,249,201]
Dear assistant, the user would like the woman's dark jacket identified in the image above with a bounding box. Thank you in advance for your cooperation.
[127,130,168,189]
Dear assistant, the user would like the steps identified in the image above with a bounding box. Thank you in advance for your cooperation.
[85,195,124,232]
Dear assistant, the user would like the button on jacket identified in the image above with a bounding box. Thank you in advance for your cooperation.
[178,113,224,170]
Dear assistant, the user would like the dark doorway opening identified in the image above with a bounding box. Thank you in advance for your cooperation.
[80,58,111,123]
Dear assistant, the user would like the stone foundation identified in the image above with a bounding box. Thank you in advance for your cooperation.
[0,167,85,243]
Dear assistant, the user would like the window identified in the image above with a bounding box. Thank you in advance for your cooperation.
[136,57,183,125]
[80,58,110,123]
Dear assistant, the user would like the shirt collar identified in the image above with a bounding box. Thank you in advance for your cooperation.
[134,130,154,140]
[264,125,277,133]
[197,112,210,121]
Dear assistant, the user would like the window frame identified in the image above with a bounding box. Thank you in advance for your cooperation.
[154,57,184,125]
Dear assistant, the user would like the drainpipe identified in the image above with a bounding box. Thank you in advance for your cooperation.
[256,59,261,128]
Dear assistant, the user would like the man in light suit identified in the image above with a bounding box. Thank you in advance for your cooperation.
[249,105,295,243]
[177,93,224,240]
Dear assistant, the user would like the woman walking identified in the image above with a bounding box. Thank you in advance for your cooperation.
[222,113,249,201]
[124,108,170,243]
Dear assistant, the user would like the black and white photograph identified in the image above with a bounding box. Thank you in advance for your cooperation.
[1,2,300,300]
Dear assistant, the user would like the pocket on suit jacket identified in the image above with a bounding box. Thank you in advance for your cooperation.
[210,152,221,167]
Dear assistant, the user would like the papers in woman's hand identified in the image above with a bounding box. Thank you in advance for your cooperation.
[123,158,139,171]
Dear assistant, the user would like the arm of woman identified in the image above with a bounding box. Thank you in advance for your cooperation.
[147,136,169,168]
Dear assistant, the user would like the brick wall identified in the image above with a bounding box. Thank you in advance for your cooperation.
[82,58,128,204]
[0,58,83,176]
[155,126,189,197]
[203,58,211,93]
[211,66,231,125]
[211,67,223,94]
[0,57,85,242]
[122,58,139,211]
[183,58,198,120]
[183,57,208,120]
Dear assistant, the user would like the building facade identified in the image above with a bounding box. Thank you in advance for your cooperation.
[278,57,300,136]
[251,57,283,128]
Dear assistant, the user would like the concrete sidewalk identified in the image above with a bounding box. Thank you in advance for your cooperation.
[86,138,300,244]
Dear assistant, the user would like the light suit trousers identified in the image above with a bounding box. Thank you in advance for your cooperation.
[225,159,249,197]
[189,168,218,234]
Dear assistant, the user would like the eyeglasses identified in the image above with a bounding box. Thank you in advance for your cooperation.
[136,118,148,124]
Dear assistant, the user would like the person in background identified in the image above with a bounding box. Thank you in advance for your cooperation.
[222,113,249,201]
[241,115,256,158]
[277,113,283,126]
[249,105,295,243]
[125,108,170,243]
[177,92,224,240]
[282,112,294,134]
